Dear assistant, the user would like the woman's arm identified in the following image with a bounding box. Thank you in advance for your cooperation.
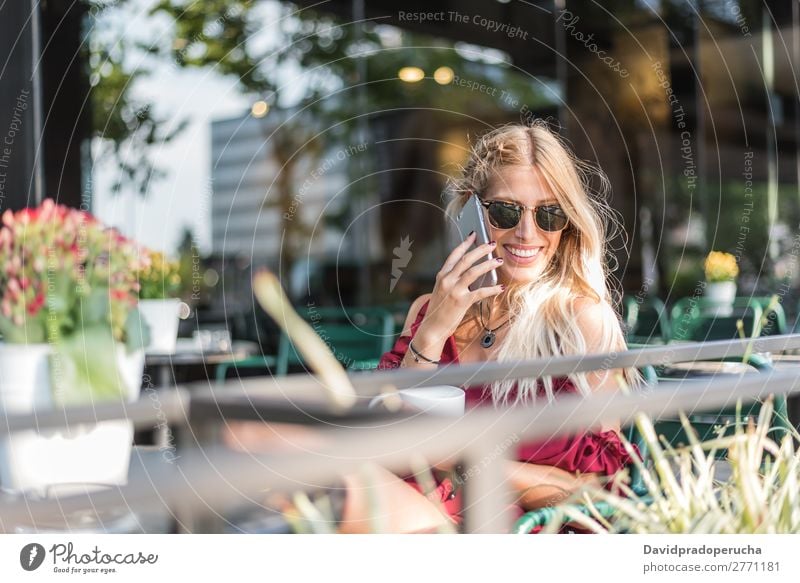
[396,293,450,370]
[573,296,627,433]
[507,297,628,511]
[505,461,600,510]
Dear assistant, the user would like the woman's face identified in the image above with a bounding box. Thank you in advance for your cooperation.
[482,165,565,284]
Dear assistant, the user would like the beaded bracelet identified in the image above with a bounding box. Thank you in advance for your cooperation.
[408,340,441,365]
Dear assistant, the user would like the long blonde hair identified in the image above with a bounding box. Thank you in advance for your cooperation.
[445,121,643,405]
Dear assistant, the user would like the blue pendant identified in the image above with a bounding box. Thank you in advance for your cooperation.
[481,331,495,348]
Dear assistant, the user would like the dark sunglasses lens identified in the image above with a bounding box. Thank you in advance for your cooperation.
[536,206,568,231]
[487,202,522,229]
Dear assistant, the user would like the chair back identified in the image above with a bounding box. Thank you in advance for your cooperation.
[650,354,791,458]
[669,297,763,342]
[744,296,787,336]
[277,306,395,374]
[384,302,411,340]
[623,296,671,344]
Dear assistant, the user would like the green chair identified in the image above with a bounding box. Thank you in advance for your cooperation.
[650,353,790,451]
[512,357,791,533]
[215,354,280,384]
[216,306,395,383]
[669,297,763,342]
[278,306,395,374]
[384,301,412,341]
[794,299,800,333]
[622,296,671,344]
[742,296,787,336]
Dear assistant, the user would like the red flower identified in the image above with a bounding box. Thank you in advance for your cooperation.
[27,292,45,315]
[110,288,129,301]
[0,200,137,341]
[17,207,39,223]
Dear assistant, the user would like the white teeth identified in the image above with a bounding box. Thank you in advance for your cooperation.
[506,246,541,258]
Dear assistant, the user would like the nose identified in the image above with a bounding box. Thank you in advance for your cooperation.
[515,206,540,240]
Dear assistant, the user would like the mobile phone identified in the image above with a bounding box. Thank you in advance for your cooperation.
[450,193,498,292]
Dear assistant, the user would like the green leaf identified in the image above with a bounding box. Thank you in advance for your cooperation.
[50,324,126,406]
[81,287,111,325]
[125,306,151,354]
[0,314,47,344]
[47,270,75,316]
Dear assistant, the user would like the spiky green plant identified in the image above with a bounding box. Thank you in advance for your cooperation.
[739,294,780,364]
[543,397,800,533]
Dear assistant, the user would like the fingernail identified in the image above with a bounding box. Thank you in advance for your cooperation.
[501,284,506,290]
[468,230,475,237]
[489,240,496,246]
[496,257,503,263]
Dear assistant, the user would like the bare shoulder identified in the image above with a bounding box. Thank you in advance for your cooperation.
[400,293,433,336]
[572,296,616,347]
[572,295,606,317]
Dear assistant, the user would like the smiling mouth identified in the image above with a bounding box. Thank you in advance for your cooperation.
[504,245,542,259]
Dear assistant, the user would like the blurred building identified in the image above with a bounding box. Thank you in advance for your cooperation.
[210,112,346,260]
[209,110,370,308]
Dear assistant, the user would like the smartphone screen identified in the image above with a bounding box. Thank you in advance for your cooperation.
[449,193,498,291]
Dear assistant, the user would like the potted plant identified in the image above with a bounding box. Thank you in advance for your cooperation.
[0,199,149,497]
[704,250,739,316]
[136,249,182,354]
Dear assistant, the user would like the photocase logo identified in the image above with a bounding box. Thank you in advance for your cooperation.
[390,235,413,293]
[20,543,45,571]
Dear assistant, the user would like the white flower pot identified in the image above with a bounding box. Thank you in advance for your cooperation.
[704,281,737,317]
[0,343,144,497]
[138,298,182,354]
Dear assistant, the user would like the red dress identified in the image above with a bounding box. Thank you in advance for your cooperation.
[377,300,635,529]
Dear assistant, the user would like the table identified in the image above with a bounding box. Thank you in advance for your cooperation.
[145,339,260,389]
[658,360,757,377]
[2,447,176,534]
[766,354,800,430]
[143,340,259,446]
[0,445,292,534]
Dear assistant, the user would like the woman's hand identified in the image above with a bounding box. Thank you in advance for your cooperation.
[416,232,505,342]
[505,461,601,511]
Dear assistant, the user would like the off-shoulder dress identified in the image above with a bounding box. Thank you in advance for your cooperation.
[377,300,635,526]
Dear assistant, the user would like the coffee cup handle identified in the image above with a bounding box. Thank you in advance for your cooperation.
[369,392,407,412]
[368,394,386,410]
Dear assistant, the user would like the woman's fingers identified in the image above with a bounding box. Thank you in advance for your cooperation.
[470,283,505,303]
[426,235,504,338]
[461,255,502,287]
[440,231,477,275]
[449,240,497,280]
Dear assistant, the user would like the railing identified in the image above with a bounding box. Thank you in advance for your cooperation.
[1,334,800,533]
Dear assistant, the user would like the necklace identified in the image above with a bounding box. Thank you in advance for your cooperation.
[478,300,512,348]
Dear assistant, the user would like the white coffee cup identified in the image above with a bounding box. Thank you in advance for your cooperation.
[369,386,465,417]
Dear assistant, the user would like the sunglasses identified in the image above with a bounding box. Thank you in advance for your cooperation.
[477,198,569,232]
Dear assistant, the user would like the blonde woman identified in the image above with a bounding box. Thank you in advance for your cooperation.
[224,122,641,533]
[374,121,643,529]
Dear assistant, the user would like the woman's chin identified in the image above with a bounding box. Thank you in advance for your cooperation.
[499,264,545,284]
